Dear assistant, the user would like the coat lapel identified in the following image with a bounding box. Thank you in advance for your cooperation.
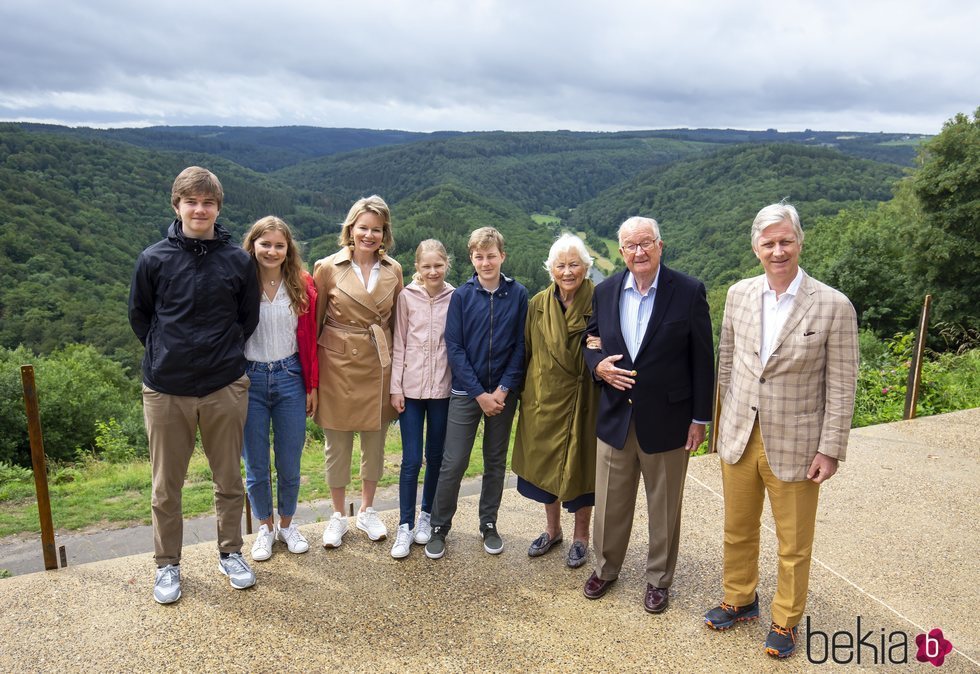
[635,265,671,359]
[768,272,814,362]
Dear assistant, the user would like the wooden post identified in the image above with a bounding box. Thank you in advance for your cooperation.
[904,294,932,420]
[19,365,59,571]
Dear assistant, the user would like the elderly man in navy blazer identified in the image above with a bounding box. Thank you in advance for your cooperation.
[582,216,714,614]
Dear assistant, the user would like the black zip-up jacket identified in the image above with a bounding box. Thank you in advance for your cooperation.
[128,219,260,396]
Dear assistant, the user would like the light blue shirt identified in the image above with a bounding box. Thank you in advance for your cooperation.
[619,268,659,361]
[619,266,708,427]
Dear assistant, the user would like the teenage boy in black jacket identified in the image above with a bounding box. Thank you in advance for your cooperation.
[129,166,260,604]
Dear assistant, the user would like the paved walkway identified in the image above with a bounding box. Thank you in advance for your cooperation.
[1,409,977,671]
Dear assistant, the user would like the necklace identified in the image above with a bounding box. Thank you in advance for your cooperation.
[269,279,278,286]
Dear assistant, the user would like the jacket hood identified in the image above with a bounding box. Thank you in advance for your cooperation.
[168,218,231,255]
[403,280,455,301]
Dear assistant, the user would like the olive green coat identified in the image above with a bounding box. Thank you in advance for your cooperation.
[513,280,598,501]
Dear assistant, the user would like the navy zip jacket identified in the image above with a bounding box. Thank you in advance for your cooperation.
[445,273,528,398]
[128,219,260,397]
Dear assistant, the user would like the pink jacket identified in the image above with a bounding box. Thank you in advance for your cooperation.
[390,280,454,399]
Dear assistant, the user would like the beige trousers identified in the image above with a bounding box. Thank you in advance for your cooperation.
[593,423,690,588]
[323,428,386,488]
[142,375,249,566]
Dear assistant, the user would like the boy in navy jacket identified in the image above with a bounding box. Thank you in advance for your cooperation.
[425,227,527,560]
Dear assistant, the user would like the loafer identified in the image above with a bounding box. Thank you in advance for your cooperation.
[566,541,588,568]
[527,531,562,557]
[644,584,669,614]
[583,571,616,600]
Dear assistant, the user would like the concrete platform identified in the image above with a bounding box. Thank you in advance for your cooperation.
[1,409,978,672]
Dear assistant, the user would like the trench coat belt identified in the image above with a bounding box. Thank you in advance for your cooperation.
[323,316,391,368]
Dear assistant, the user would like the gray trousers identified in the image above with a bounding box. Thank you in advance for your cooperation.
[430,392,517,533]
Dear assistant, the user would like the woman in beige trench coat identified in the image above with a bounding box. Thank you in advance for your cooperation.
[314,195,403,548]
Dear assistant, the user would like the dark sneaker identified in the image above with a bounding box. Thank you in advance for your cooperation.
[480,522,504,555]
[425,529,446,559]
[765,623,799,658]
[704,593,760,630]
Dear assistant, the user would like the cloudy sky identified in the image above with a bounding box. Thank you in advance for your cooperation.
[1,1,976,134]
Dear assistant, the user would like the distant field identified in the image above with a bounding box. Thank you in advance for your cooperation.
[878,139,926,147]
[531,213,561,225]
[577,230,618,273]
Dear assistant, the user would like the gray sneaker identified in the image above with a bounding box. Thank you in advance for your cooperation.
[153,564,181,604]
[217,552,256,590]
[481,522,504,555]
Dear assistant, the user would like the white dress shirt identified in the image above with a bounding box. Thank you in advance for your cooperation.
[760,267,804,367]
[619,267,660,361]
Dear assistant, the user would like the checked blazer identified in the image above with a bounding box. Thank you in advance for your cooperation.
[716,271,859,481]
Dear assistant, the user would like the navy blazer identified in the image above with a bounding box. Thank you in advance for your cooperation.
[583,265,714,453]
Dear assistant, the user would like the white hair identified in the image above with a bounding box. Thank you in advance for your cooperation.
[618,216,661,245]
[543,233,594,273]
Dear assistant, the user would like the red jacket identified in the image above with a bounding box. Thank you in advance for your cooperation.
[297,272,319,392]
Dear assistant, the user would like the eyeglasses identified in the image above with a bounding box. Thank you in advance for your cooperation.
[621,239,659,253]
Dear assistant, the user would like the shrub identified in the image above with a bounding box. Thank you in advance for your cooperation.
[0,344,145,465]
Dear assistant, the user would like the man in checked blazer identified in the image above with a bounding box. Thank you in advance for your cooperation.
[581,216,714,614]
[703,203,859,659]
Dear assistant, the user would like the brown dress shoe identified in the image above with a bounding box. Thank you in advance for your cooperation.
[644,584,669,613]
[583,572,616,599]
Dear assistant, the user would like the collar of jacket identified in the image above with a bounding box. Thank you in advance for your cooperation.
[330,245,396,268]
[403,280,455,301]
[168,218,230,256]
[464,272,515,296]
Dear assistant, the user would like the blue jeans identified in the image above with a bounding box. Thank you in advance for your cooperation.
[398,398,449,527]
[243,354,307,521]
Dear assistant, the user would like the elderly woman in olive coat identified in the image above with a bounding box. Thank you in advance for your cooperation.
[314,195,402,549]
[512,233,598,568]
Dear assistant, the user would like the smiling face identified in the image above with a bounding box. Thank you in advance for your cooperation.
[350,211,384,258]
[754,219,801,289]
[470,245,505,290]
[551,250,587,298]
[253,228,289,273]
[174,193,219,239]
[416,250,448,293]
[619,221,662,283]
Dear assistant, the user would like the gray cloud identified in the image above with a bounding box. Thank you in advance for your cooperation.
[1,0,976,133]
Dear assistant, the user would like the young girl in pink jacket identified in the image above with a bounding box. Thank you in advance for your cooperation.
[389,240,454,558]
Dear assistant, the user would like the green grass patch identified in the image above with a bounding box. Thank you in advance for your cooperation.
[531,213,561,225]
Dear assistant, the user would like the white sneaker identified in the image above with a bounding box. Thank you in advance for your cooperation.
[250,524,275,562]
[322,512,349,548]
[414,511,432,544]
[356,507,388,541]
[277,524,310,554]
[391,523,413,559]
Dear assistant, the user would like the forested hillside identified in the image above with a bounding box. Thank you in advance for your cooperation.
[275,131,715,214]
[13,124,463,172]
[571,144,906,288]
[0,125,339,370]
